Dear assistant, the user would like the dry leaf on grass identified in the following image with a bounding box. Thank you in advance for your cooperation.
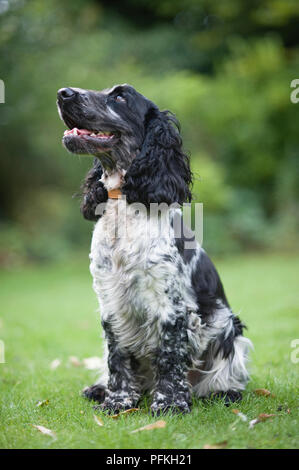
[249,413,276,429]
[254,388,275,397]
[82,357,103,370]
[36,399,49,407]
[69,356,82,367]
[258,413,276,420]
[231,409,248,422]
[110,408,140,419]
[50,359,61,370]
[32,425,56,439]
[131,420,166,433]
[204,441,228,449]
[93,414,104,427]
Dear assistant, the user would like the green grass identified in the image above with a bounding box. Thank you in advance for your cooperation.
[0,253,298,449]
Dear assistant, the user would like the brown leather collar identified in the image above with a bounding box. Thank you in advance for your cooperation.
[107,188,122,199]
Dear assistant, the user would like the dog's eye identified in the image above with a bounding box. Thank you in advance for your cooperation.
[115,95,126,103]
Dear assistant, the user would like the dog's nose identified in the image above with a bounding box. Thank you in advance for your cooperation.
[57,87,76,101]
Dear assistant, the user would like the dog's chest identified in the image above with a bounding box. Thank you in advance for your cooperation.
[89,200,191,355]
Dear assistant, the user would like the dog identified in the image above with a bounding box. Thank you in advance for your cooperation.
[57,84,252,414]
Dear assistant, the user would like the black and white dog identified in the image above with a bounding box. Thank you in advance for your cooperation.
[57,84,252,414]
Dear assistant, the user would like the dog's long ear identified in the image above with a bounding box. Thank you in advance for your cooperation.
[80,158,108,221]
[122,109,192,206]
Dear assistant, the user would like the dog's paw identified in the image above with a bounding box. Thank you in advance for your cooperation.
[208,390,243,406]
[98,394,138,414]
[82,384,106,403]
[151,398,191,416]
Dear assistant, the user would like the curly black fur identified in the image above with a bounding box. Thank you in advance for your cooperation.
[122,109,192,207]
[80,158,108,221]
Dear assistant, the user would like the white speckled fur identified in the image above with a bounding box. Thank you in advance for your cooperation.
[90,197,251,396]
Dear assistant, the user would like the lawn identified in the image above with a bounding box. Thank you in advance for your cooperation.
[0,253,298,449]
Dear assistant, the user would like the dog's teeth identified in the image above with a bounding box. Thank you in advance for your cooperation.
[90,133,96,136]
[96,131,112,136]
[73,128,78,135]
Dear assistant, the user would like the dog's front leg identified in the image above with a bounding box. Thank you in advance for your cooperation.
[151,316,191,415]
[99,321,140,413]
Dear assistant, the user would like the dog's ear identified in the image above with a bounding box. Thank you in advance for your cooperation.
[122,109,192,206]
[80,158,108,221]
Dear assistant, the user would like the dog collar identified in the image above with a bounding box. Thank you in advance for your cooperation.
[108,188,122,199]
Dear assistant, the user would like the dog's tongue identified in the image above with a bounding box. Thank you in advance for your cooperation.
[64,128,91,136]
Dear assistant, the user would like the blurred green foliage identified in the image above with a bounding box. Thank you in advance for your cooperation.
[0,0,298,264]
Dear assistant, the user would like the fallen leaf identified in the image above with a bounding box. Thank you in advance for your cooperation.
[93,414,104,426]
[69,356,82,367]
[36,399,49,407]
[131,420,166,433]
[50,359,61,370]
[110,408,140,419]
[249,413,276,429]
[249,418,259,429]
[82,357,103,370]
[204,441,228,449]
[32,425,56,439]
[258,413,276,421]
[231,409,248,422]
[254,388,275,397]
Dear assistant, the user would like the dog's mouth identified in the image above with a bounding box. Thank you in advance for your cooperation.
[63,127,119,143]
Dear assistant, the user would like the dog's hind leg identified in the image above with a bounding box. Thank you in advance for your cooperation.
[192,335,252,405]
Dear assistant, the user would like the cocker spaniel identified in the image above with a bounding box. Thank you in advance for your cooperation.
[57,84,252,414]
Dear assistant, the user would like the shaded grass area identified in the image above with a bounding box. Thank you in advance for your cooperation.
[0,253,298,449]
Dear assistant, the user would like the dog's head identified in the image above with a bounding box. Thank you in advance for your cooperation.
[57,84,192,218]
[57,84,153,171]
